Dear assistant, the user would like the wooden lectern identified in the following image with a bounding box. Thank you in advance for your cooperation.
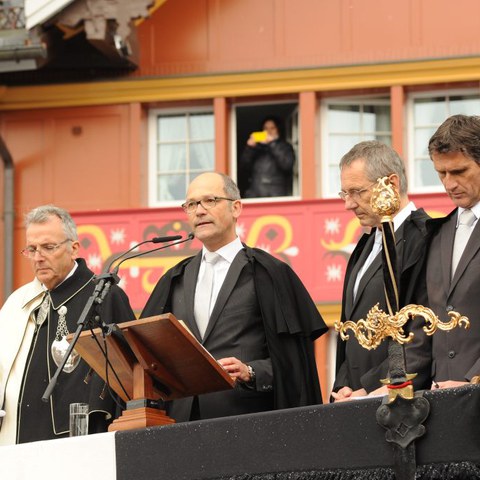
[71,314,235,432]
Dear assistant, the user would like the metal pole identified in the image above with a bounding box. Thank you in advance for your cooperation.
[0,134,14,300]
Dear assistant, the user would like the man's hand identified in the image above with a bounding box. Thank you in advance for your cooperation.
[331,386,353,402]
[432,380,468,390]
[367,385,388,397]
[331,387,368,402]
[218,357,251,383]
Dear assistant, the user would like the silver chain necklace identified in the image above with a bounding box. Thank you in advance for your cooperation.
[47,296,81,373]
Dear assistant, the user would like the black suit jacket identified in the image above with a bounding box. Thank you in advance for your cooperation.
[141,246,326,421]
[426,208,480,382]
[334,209,431,393]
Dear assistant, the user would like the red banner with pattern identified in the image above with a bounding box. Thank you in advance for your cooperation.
[73,193,454,312]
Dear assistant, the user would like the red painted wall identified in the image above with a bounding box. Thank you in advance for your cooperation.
[0,105,143,292]
[134,0,480,78]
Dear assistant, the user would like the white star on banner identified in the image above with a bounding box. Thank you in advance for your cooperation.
[87,253,102,271]
[324,218,340,235]
[326,264,342,282]
[110,228,126,245]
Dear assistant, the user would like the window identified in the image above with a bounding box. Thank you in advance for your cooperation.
[148,110,215,205]
[408,91,480,192]
[234,102,299,199]
[322,98,391,197]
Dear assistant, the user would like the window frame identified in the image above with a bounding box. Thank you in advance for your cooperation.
[407,88,480,193]
[148,106,215,207]
[320,95,392,198]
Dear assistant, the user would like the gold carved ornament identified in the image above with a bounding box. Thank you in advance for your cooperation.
[335,303,470,351]
[370,176,400,221]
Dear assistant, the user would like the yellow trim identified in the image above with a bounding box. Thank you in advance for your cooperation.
[2,56,480,110]
[134,0,169,26]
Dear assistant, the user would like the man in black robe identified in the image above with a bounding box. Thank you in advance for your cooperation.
[332,141,431,401]
[0,205,134,445]
[141,172,326,422]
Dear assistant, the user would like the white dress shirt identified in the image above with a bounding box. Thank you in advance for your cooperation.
[196,237,244,315]
[353,201,416,300]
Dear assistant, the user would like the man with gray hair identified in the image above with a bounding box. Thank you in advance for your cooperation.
[0,205,134,445]
[332,141,431,401]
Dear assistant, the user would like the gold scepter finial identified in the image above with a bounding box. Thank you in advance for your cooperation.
[370,176,400,221]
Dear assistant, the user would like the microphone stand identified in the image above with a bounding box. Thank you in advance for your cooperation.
[42,272,120,401]
[42,233,194,402]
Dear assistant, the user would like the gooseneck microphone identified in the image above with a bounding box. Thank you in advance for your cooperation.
[105,234,184,273]
[111,232,195,276]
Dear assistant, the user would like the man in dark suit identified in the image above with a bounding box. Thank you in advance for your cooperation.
[141,172,327,421]
[426,114,480,389]
[332,141,431,402]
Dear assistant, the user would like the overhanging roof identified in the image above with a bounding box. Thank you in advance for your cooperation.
[25,0,76,29]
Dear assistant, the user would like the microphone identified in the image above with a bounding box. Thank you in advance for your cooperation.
[112,233,194,275]
[105,234,183,273]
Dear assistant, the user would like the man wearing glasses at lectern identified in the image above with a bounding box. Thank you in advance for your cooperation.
[141,172,327,422]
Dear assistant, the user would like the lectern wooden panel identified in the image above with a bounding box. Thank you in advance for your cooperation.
[120,314,235,398]
[70,313,235,431]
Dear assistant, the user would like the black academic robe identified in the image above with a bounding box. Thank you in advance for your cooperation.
[18,258,134,443]
[141,245,327,417]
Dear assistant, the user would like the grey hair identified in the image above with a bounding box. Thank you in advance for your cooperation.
[218,172,241,200]
[339,140,408,195]
[24,205,78,241]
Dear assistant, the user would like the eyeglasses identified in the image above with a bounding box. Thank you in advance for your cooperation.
[21,239,72,258]
[338,183,376,201]
[181,196,235,214]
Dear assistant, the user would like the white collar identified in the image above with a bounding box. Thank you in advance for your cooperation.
[392,201,416,232]
[456,202,480,226]
[201,237,243,264]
